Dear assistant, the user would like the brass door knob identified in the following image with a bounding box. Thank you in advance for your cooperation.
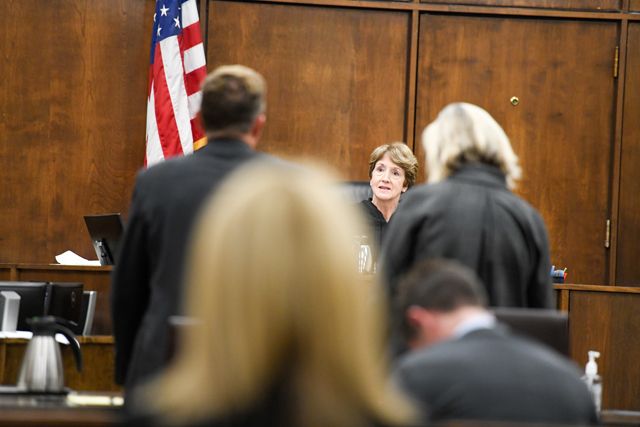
[510,96,520,106]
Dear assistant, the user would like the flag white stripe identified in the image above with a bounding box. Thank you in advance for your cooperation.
[183,43,206,74]
[181,0,199,28]
[188,91,202,120]
[159,37,194,155]
[146,85,164,166]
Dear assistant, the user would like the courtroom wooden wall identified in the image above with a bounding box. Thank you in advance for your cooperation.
[203,0,640,286]
[1,0,639,286]
[0,0,153,264]
[616,22,640,285]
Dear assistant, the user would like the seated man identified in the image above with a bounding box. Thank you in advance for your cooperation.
[392,258,598,425]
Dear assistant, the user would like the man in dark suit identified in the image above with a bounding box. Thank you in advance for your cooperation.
[111,65,270,392]
[392,258,598,425]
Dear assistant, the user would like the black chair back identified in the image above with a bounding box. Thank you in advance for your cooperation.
[340,181,372,203]
[492,307,569,357]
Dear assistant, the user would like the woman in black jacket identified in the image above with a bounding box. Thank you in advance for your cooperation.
[360,143,418,263]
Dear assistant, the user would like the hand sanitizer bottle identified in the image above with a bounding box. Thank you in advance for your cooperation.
[582,350,602,412]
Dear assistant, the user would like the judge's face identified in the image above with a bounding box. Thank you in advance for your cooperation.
[370,153,407,204]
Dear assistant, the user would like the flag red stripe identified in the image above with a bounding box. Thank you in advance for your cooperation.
[152,46,184,159]
[190,117,204,141]
[184,66,206,96]
[181,23,203,51]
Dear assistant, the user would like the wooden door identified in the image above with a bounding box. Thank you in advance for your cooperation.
[207,1,410,180]
[616,23,640,285]
[416,14,618,284]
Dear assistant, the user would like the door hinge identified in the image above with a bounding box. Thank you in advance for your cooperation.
[605,219,611,249]
[613,46,619,79]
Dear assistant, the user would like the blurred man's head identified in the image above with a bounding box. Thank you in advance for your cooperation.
[200,65,266,147]
[395,258,488,349]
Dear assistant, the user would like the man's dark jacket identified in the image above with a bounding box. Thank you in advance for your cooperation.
[111,139,264,391]
[394,325,598,425]
[381,163,553,308]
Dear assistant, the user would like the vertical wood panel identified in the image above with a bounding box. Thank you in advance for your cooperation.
[0,0,153,263]
[616,23,640,285]
[416,15,617,284]
[207,1,410,180]
[569,291,640,410]
[630,0,640,11]
[420,0,621,10]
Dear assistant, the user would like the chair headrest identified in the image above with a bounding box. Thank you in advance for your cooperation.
[492,307,569,357]
[339,181,372,203]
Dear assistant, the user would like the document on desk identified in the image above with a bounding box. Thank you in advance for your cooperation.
[55,250,101,266]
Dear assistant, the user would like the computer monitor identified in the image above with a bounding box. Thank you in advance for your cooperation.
[45,282,84,327]
[84,213,124,265]
[0,282,48,331]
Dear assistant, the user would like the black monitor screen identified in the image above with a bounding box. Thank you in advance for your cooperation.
[0,282,48,331]
[45,282,84,327]
[84,213,124,265]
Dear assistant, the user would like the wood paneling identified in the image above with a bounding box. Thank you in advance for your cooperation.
[416,14,617,284]
[0,0,153,264]
[421,0,621,10]
[0,0,637,284]
[616,23,640,285]
[568,289,640,410]
[207,1,409,180]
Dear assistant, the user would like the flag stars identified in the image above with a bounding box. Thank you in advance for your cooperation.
[160,4,169,16]
[157,26,162,36]
[153,13,156,22]
[174,17,180,28]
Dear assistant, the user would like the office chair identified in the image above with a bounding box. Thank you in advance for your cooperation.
[492,307,570,357]
[339,181,372,203]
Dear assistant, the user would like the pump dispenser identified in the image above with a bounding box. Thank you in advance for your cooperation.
[582,350,602,412]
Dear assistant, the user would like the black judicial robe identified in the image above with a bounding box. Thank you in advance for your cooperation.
[359,199,388,262]
[381,163,553,308]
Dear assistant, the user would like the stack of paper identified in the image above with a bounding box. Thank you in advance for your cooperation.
[55,250,101,266]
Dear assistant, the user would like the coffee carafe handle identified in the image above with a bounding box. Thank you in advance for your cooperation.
[51,323,83,373]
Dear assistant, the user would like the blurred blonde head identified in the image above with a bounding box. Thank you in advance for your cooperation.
[141,162,415,427]
[422,102,521,189]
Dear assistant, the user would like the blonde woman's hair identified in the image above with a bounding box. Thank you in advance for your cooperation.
[139,162,416,427]
[422,102,521,189]
[368,142,419,188]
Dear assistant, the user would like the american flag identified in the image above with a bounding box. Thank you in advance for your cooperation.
[145,0,207,167]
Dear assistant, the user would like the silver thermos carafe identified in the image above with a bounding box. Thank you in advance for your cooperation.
[17,316,83,392]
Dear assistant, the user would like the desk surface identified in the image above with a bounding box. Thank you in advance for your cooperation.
[601,410,640,426]
[0,392,121,427]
